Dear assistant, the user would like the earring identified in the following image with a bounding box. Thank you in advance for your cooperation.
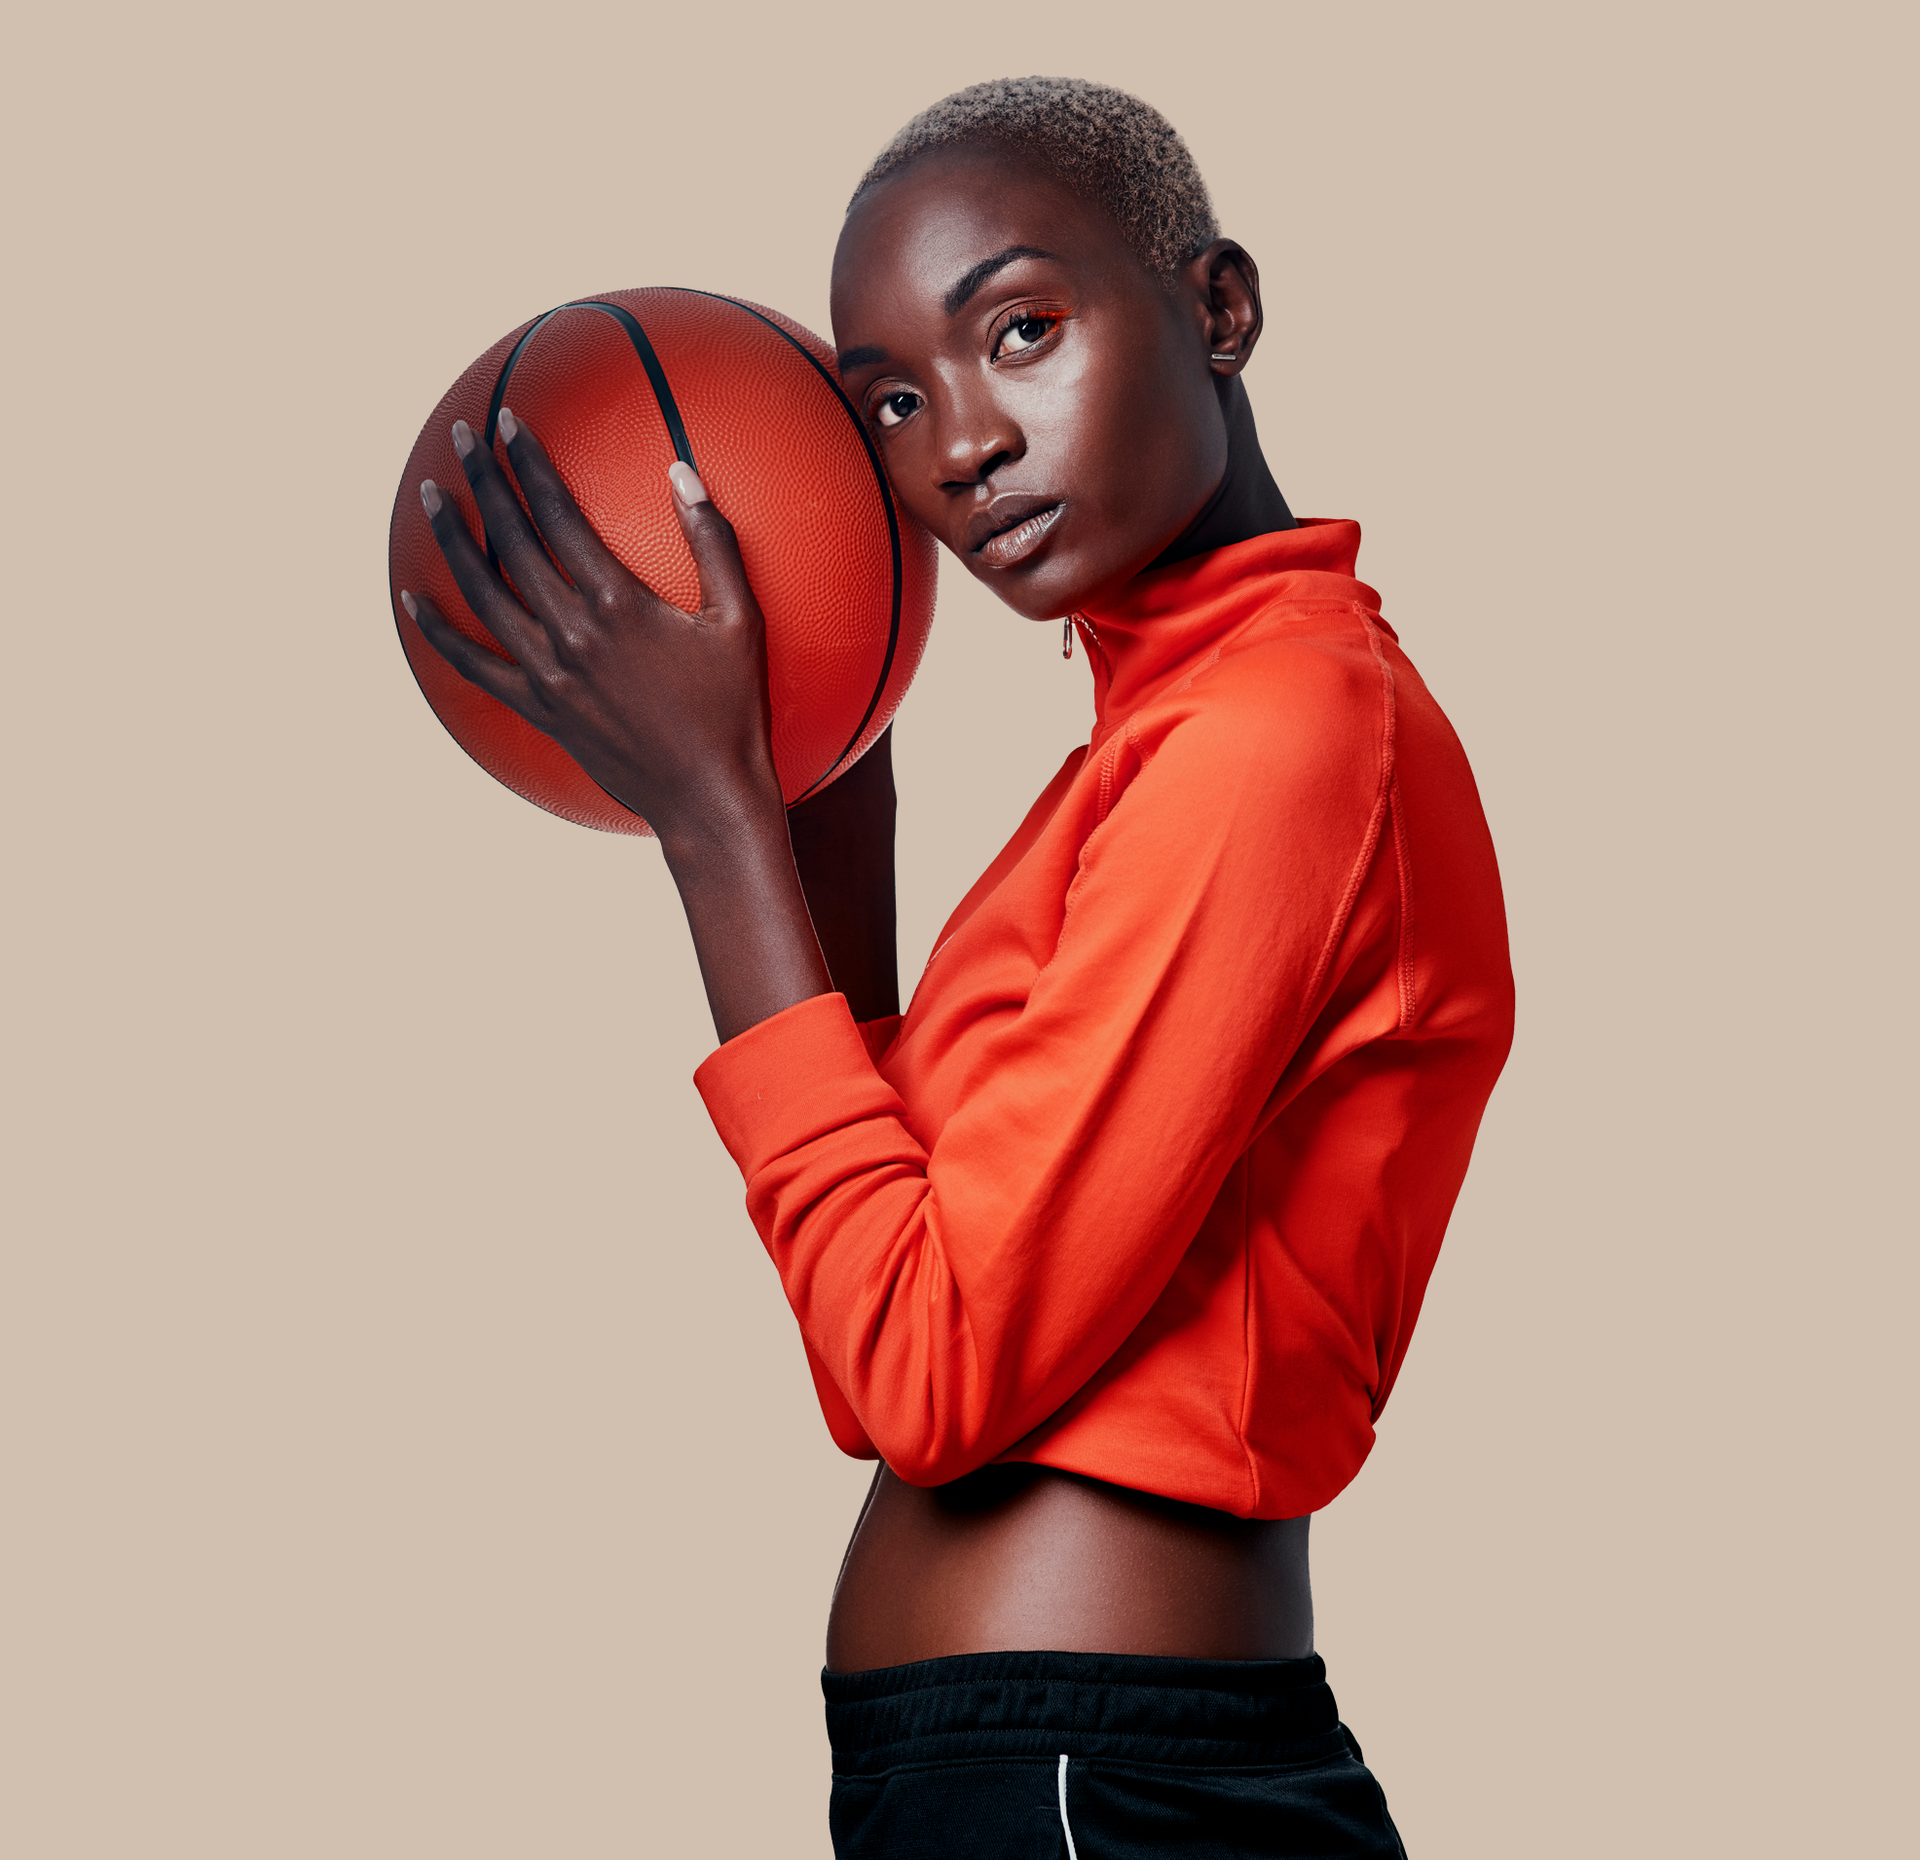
[1210,352,1236,363]
[1063,616,1075,660]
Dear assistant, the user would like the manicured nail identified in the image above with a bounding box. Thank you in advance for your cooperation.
[451,419,475,458]
[497,406,519,445]
[668,461,709,507]
[400,590,418,619]
[420,480,443,517]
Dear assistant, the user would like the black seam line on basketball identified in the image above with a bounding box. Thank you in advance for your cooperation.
[479,299,699,579]
[683,289,906,804]
[576,302,699,471]
[480,308,559,574]
[483,309,558,451]
[483,300,697,468]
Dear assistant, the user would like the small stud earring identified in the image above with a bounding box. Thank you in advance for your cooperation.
[1210,352,1236,363]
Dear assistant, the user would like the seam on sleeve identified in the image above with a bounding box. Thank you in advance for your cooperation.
[1061,778,1118,927]
[1090,718,1148,834]
[1274,608,1400,1061]
[1055,728,1143,949]
[1390,778,1417,1028]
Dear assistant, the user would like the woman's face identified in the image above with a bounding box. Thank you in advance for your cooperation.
[830,146,1229,621]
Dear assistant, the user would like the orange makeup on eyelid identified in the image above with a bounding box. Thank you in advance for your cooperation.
[992,302,1070,345]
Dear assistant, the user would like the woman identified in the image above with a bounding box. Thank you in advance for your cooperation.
[404,77,1512,1859]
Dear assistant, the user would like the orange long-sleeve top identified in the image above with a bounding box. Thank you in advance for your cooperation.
[694,521,1513,1519]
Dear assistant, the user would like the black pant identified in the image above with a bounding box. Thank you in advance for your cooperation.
[824,1650,1408,1857]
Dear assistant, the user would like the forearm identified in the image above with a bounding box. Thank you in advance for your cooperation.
[661,799,834,1047]
[659,727,898,1046]
[785,730,900,1023]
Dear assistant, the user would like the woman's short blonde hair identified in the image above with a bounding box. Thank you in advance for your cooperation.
[850,76,1220,285]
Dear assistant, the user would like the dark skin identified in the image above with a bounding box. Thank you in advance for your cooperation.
[405,144,1310,1670]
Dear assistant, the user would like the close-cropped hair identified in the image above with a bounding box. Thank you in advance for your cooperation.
[851,76,1220,285]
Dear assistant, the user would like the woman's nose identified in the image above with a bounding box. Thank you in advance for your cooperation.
[935,390,1024,490]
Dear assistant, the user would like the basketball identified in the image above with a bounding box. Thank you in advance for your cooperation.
[388,288,938,834]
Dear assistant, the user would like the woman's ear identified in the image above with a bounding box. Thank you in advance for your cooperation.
[1182,239,1264,377]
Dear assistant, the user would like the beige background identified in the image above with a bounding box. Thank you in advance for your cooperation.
[3,1,1910,1853]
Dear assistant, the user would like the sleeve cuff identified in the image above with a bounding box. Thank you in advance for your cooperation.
[693,992,906,1180]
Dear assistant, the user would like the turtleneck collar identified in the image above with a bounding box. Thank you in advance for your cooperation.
[1072,519,1379,734]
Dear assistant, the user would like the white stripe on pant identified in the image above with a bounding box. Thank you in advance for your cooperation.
[1057,1754,1079,1860]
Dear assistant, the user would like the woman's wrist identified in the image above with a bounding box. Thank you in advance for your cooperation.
[653,773,789,880]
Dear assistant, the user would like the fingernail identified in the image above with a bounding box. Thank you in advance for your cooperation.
[668,461,709,507]
[420,480,443,517]
[451,419,475,458]
[400,590,418,619]
[497,406,519,445]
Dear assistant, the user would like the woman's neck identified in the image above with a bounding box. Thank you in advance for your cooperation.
[1149,377,1296,572]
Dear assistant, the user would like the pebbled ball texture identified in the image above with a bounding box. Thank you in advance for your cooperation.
[389,288,938,835]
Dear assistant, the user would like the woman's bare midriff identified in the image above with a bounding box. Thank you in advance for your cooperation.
[825,1463,1313,1674]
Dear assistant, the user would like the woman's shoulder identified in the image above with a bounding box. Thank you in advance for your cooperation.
[1127,604,1396,787]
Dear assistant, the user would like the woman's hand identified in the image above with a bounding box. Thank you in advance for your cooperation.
[404,409,780,852]
[403,410,832,1043]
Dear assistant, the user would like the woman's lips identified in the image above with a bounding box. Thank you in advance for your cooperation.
[975,502,1064,568]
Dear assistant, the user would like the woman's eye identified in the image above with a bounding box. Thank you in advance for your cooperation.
[874,391,922,429]
[996,314,1057,358]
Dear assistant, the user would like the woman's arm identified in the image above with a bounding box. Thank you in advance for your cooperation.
[406,412,845,1042]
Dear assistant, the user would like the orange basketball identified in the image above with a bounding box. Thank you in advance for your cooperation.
[389,289,938,834]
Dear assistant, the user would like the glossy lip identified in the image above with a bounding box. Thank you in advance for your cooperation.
[967,493,1065,567]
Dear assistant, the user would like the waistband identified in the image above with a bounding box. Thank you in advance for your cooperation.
[823,1650,1345,1774]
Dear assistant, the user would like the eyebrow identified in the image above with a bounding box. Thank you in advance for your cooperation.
[835,245,1063,379]
[942,245,1058,316]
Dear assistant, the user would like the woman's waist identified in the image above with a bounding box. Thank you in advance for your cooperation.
[825,1465,1313,1676]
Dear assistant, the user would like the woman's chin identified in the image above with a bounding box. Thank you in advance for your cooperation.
[966,550,1106,624]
